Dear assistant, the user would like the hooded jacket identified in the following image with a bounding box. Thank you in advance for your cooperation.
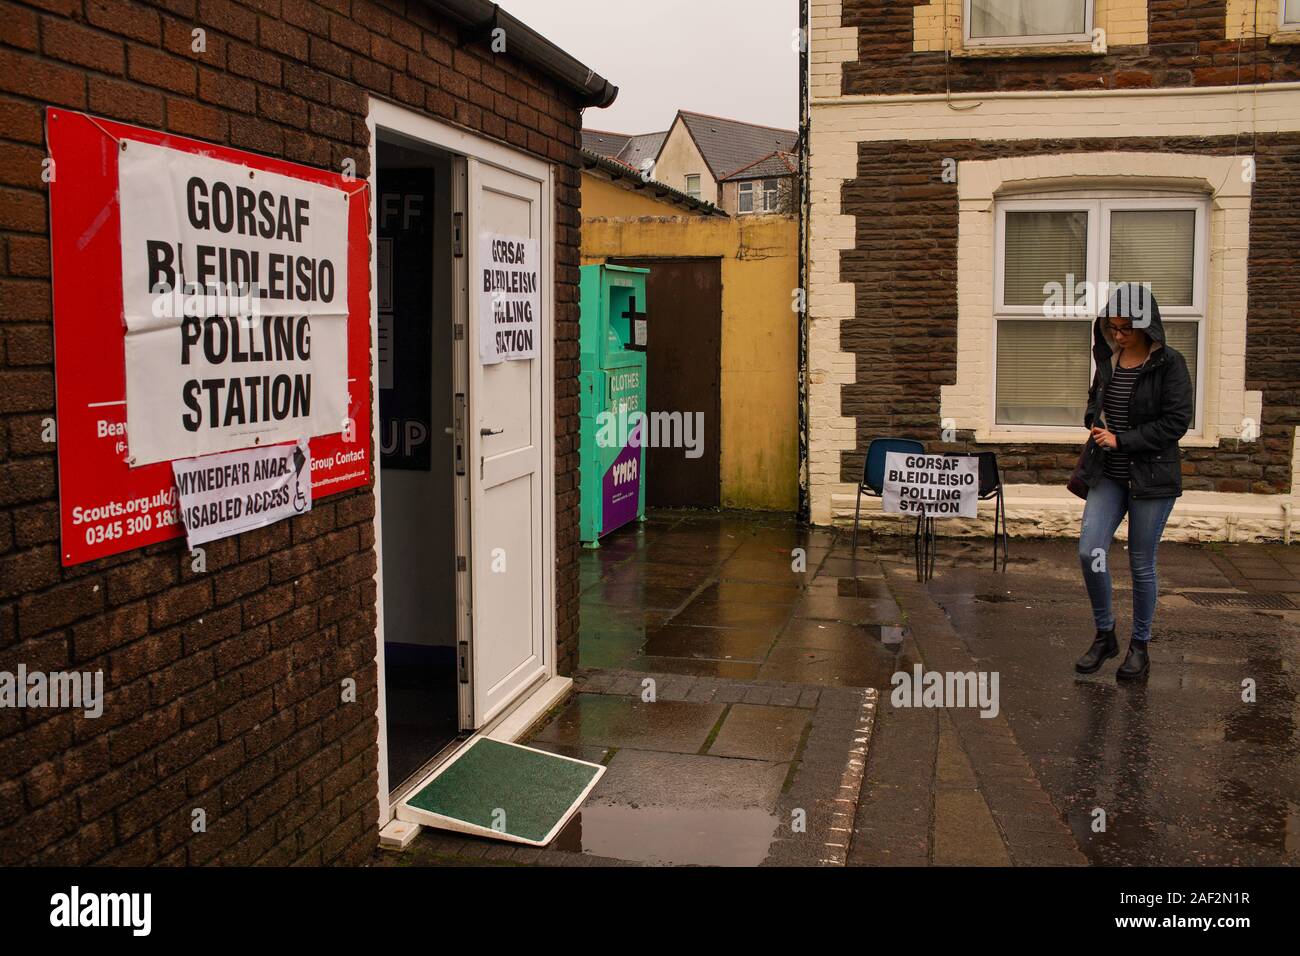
[1083,284,1194,498]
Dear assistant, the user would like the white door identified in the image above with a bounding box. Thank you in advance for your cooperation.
[467,159,547,725]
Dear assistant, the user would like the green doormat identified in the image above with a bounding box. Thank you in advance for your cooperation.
[399,738,606,846]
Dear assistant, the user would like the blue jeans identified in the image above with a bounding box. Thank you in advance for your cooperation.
[1078,477,1175,642]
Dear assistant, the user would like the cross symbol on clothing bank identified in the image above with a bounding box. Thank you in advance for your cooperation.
[622,296,647,351]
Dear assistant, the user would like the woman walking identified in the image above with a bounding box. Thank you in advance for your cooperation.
[1075,283,1194,680]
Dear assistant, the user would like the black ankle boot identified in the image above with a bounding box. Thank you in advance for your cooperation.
[1075,628,1119,674]
[1117,640,1150,681]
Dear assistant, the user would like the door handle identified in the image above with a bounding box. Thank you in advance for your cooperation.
[480,427,504,436]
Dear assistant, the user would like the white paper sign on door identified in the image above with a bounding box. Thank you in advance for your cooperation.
[118,140,351,466]
[172,441,312,547]
[478,232,540,365]
[882,452,979,518]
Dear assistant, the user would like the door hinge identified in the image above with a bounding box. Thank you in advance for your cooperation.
[457,641,470,683]
[454,323,465,340]
[452,211,464,258]
[456,555,467,572]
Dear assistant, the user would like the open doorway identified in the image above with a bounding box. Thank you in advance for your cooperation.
[376,136,464,792]
[370,100,560,832]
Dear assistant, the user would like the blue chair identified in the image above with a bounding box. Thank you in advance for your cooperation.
[851,438,925,552]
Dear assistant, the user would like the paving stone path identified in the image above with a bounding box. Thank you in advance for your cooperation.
[376,514,1300,867]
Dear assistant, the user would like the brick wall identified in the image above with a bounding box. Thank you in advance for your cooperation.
[837,133,1300,494]
[0,0,584,865]
[840,0,1300,95]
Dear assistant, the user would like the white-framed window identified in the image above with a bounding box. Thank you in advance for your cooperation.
[992,195,1208,433]
[964,0,1093,46]
[738,181,754,213]
[762,178,780,212]
[1284,0,1300,30]
[685,174,701,199]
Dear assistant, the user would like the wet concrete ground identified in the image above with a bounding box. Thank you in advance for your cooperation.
[377,511,1300,867]
[905,536,1300,865]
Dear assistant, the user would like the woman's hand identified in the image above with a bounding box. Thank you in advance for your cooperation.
[1090,427,1119,450]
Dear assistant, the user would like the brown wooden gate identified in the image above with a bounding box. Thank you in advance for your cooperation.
[608,257,722,508]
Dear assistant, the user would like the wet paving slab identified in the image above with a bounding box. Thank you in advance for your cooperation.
[641,623,778,662]
[708,703,810,762]
[578,511,906,677]
[552,750,787,866]
[530,694,725,755]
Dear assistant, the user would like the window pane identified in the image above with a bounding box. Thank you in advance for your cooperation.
[738,184,753,212]
[1108,209,1196,308]
[1004,211,1088,307]
[1288,0,1300,24]
[996,320,1091,426]
[970,0,1088,38]
[1163,321,1199,428]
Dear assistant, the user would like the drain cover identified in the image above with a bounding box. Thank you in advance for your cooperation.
[1181,591,1297,610]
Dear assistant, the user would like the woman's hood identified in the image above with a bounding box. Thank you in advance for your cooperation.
[1093,282,1166,363]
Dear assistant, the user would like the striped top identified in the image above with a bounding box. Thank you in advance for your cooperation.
[1102,361,1146,483]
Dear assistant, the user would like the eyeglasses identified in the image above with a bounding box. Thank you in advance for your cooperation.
[1106,323,1135,336]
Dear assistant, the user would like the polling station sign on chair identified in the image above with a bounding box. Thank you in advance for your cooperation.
[882,452,979,581]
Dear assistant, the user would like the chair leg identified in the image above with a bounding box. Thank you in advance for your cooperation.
[999,489,1009,571]
[914,512,923,581]
[852,486,863,553]
[927,517,937,581]
[991,492,1000,572]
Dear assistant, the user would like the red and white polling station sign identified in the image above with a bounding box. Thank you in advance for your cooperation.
[47,109,372,566]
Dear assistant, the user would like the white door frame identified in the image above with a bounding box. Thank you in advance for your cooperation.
[367,98,558,827]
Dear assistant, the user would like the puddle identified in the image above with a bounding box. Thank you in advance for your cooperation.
[553,803,780,866]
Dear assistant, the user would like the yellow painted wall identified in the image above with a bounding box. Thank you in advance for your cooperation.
[581,173,799,511]
[580,174,700,219]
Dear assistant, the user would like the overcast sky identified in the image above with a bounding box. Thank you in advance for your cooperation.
[502,0,800,134]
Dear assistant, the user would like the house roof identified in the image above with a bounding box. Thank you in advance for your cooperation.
[619,132,668,173]
[721,150,799,182]
[582,129,668,173]
[582,129,633,160]
[580,148,728,217]
[676,110,798,182]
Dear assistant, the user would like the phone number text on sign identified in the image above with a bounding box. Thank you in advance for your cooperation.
[71,488,182,549]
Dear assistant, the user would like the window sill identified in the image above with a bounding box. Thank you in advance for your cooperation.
[952,42,1102,58]
[1270,30,1300,46]
[976,431,1219,448]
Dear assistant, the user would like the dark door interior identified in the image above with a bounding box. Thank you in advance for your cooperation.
[608,257,722,508]
[377,137,459,791]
